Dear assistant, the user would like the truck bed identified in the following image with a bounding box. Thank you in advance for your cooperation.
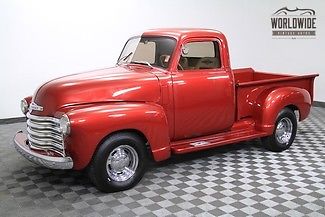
[233,68,318,120]
[234,68,310,85]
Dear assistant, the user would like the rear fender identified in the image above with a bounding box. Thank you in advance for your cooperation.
[64,102,171,170]
[254,87,311,134]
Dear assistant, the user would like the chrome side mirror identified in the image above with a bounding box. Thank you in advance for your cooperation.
[181,45,189,56]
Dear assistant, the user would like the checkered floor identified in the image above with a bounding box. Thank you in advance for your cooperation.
[0,107,324,217]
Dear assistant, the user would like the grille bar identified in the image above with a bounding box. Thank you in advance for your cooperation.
[27,136,65,155]
[26,113,65,157]
[27,119,61,133]
[27,126,62,143]
[27,129,63,147]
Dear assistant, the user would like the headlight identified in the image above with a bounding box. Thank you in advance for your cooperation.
[20,99,29,115]
[59,114,71,136]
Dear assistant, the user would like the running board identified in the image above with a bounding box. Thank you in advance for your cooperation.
[171,129,268,154]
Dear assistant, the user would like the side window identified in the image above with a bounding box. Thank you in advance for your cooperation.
[178,41,221,70]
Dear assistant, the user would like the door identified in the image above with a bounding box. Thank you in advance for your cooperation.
[172,39,235,140]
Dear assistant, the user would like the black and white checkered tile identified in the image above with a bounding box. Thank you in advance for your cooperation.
[0,107,324,217]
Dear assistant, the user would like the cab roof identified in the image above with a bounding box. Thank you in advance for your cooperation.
[142,28,225,40]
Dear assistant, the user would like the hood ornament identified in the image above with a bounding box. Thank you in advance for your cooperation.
[29,102,44,112]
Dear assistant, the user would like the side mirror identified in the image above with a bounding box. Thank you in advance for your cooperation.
[181,45,189,56]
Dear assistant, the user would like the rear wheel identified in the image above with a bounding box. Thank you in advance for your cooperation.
[261,108,297,152]
[88,132,148,192]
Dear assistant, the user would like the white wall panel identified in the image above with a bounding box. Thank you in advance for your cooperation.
[0,0,324,118]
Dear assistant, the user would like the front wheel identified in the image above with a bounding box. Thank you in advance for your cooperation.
[261,108,297,152]
[88,132,148,192]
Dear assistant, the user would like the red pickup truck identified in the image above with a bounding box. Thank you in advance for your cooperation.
[14,28,318,192]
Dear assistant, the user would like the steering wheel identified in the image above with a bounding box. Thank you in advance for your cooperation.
[159,55,170,68]
[160,55,185,70]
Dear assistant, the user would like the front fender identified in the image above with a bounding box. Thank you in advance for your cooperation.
[64,102,171,170]
[254,87,311,134]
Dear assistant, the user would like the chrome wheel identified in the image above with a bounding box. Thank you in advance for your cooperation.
[275,117,293,144]
[106,145,139,182]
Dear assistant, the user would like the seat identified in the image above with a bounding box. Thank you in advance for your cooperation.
[195,57,220,69]
[178,56,189,70]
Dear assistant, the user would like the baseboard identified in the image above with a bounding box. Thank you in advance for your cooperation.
[0,117,26,125]
[313,101,325,108]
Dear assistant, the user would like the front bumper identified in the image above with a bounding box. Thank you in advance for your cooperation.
[13,131,73,169]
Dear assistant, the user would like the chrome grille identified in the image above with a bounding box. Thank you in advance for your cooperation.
[26,113,65,156]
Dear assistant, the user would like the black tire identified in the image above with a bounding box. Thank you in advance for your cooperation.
[88,132,148,192]
[261,108,297,152]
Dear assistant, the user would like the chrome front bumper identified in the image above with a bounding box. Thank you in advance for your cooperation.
[13,131,73,170]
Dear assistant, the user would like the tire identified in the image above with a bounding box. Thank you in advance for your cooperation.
[261,108,297,152]
[88,132,148,192]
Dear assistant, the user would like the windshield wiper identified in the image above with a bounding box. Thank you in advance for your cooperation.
[130,60,153,68]
[117,52,133,65]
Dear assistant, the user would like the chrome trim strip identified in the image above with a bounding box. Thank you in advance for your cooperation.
[29,102,43,112]
[27,127,63,142]
[29,143,65,157]
[190,141,211,147]
[27,134,63,150]
[27,120,61,133]
[27,112,60,123]
[14,131,73,170]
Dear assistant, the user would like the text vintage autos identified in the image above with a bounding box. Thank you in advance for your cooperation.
[14,29,318,192]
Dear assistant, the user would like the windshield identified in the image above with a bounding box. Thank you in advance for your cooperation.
[118,36,176,69]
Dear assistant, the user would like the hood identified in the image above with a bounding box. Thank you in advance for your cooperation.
[32,65,161,116]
